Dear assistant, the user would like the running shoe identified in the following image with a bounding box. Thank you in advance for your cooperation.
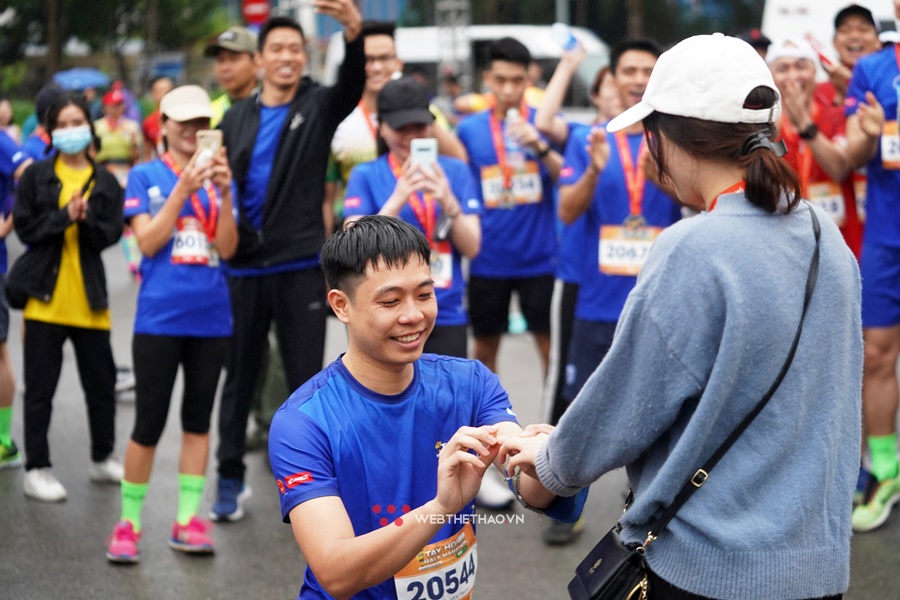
[209,477,251,522]
[89,457,124,483]
[169,517,215,554]
[115,367,136,394]
[543,516,587,546]
[23,468,67,502]
[854,468,875,508]
[474,470,515,510]
[852,476,900,532]
[0,440,22,470]
[107,521,140,564]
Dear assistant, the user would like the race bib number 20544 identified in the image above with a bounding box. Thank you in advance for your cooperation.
[394,523,477,600]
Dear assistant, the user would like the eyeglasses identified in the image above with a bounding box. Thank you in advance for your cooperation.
[365,54,397,66]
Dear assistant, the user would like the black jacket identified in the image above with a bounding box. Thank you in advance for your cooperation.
[220,34,365,269]
[7,157,124,310]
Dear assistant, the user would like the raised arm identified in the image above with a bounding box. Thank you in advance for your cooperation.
[534,45,585,147]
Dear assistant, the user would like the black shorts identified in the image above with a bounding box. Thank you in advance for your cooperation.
[563,319,617,402]
[468,275,554,337]
[0,274,8,343]
[424,324,468,358]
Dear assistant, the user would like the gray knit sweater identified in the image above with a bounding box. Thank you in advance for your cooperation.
[536,194,862,600]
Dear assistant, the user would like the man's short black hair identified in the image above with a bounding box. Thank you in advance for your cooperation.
[258,16,305,52]
[361,20,397,40]
[485,37,531,69]
[609,38,663,74]
[322,216,431,295]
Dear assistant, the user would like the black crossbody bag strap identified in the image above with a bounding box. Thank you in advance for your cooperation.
[639,205,821,547]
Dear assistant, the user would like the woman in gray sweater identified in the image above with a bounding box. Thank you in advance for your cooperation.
[501,34,862,600]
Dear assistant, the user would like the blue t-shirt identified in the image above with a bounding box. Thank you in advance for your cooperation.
[14,132,52,166]
[124,159,233,337]
[457,108,557,278]
[559,125,681,323]
[269,354,517,600]
[342,154,482,327]
[0,132,18,274]
[846,46,900,248]
[240,104,289,231]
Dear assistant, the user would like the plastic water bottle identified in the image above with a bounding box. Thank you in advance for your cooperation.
[551,22,579,52]
[504,108,526,170]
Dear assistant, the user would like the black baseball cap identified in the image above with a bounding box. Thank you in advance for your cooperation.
[736,28,772,50]
[834,4,880,31]
[377,77,435,130]
[35,85,65,126]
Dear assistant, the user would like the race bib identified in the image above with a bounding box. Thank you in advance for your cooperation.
[599,225,662,276]
[805,182,846,226]
[394,523,477,600]
[171,217,211,265]
[480,162,543,209]
[881,121,900,170]
[431,241,453,289]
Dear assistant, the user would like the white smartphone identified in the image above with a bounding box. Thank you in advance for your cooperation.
[410,138,438,173]
[196,130,223,168]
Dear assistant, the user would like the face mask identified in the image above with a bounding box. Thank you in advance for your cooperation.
[51,125,92,155]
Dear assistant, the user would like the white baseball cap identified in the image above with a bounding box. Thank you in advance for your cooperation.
[159,85,214,122]
[765,38,818,66]
[606,33,781,133]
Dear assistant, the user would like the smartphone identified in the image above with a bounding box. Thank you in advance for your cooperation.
[195,130,223,169]
[410,138,438,173]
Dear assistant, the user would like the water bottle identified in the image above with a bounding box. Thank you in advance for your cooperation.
[551,22,579,52]
[504,108,526,170]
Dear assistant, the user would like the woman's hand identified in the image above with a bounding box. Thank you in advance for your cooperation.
[209,147,233,200]
[67,190,88,222]
[174,150,211,197]
[382,159,428,215]
[497,424,554,481]
[417,160,461,218]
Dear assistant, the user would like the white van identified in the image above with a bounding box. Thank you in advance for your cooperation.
[321,24,609,107]
[761,0,894,61]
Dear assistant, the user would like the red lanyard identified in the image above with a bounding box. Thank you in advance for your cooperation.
[781,103,821,198]
[358,101,378,140]
[387,153,436,244]
[614,131,647,216]
[488,99,529,191]
[709,181,746,211]
[161,152,219,241]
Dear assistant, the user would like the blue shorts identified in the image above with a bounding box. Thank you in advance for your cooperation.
[861,243,900,328]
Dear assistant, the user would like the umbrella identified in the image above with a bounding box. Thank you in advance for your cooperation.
[52,67,111,91]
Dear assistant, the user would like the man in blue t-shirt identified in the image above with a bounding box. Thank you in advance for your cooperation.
[268,216,585,600]
[212,4,366,522]
[456,38,563,377]
[844,6,900,532]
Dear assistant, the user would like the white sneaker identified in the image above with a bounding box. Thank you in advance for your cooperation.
[24,468,68,502]
[475,468,516,510]
[89,457,124,483]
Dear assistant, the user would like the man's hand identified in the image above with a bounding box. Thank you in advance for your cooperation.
[586,127,610,174]
[434,425,499,516]
[781,79,812,130]
[497,424,553,481]
[312,0,362,41]
[858,91,885,138]
[507,119,543,153]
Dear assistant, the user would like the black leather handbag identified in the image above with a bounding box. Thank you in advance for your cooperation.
[568,207,822,600]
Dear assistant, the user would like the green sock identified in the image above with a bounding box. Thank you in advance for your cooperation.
[868,433,899,482]
[120,480,149,533]
[0,406,12,447]
[177,474,206,526]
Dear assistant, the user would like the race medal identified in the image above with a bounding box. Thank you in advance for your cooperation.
[394,523,477,600]
[208,248,221,268]
[171,217,211,265]
[853,169,867,223]
[431,240,453,289]
[599,217,662,276]
[805,181,846,226]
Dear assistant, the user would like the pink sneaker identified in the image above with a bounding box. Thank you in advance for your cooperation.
[168,516,215,554]
[106,521,140,564]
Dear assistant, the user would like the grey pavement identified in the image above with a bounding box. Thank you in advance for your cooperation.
[0,239,896,599]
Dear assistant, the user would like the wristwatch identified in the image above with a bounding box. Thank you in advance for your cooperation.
[799,123,819,141]
[535,143,551,158]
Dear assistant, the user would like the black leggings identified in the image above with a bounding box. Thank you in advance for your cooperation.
[647,569,842,600]
[131,334,229,446]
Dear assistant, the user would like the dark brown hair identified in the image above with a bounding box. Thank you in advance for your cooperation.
[643,86,801,213]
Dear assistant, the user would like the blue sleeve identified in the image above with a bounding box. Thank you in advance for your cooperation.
[559,128,588,187]
[474,362,518,427]
[0,133,18,177]
[845,60,869,118]
[123,168,151,219]
[447,160,482,216]
[342,165,379,218]
[268,407,341,523]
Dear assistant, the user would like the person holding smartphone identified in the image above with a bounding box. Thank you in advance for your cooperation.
[105,85,238,563]
[342,77,481,358]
